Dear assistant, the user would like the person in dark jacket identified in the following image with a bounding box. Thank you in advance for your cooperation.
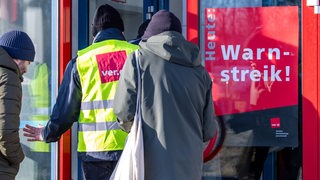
[22,4,138,180]
[113,10,217,180]
[0,30,35,180]
[129,19,150,45]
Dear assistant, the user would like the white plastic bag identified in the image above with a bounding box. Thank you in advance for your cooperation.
[110,50,144,180]
[110,114,144,180]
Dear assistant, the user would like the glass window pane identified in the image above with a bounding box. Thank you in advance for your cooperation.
[0,0,57,179]
[200,0,301,179]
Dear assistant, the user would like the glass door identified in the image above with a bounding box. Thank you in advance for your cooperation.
[0,0,59,179]
[186,0,302,179]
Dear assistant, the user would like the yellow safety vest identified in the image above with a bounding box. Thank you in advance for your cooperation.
[76,40,138,152]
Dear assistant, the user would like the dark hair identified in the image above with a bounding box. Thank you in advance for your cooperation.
[92,4,124,37]
[137,20,151,39]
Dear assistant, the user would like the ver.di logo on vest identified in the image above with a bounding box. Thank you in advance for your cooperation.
[96,50,127,83]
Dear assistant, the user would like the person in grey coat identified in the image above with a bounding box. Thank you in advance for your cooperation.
[113,10,217,180]
[0,30,35,180]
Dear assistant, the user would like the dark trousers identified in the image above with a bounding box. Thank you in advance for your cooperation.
[81,161,117,180]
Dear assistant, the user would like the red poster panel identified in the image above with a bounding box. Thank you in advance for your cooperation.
[204,6,298,115]
[204,6,299,146]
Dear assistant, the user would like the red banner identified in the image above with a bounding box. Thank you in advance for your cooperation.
[204,6,299,116]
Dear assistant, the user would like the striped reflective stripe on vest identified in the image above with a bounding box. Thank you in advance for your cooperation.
[78,121,120,131]
[80,99,113,110]
[79,100,120,131]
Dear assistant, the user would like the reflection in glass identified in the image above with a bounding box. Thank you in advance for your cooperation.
[0,0,55,179]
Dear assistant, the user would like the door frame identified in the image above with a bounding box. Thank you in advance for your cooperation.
[302,0,319,179]
[59,0,72,179]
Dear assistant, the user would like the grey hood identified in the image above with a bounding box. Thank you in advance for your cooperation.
[139,31,201,67]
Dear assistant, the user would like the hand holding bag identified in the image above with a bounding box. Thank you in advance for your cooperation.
[110,50,144,180]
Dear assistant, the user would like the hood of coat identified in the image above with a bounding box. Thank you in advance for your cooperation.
[0,47,22,79]
[139,31,201,67]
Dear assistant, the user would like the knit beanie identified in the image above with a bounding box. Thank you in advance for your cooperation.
[141,10,182,40]
[92,4,125,37]
[0,30,35,61]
